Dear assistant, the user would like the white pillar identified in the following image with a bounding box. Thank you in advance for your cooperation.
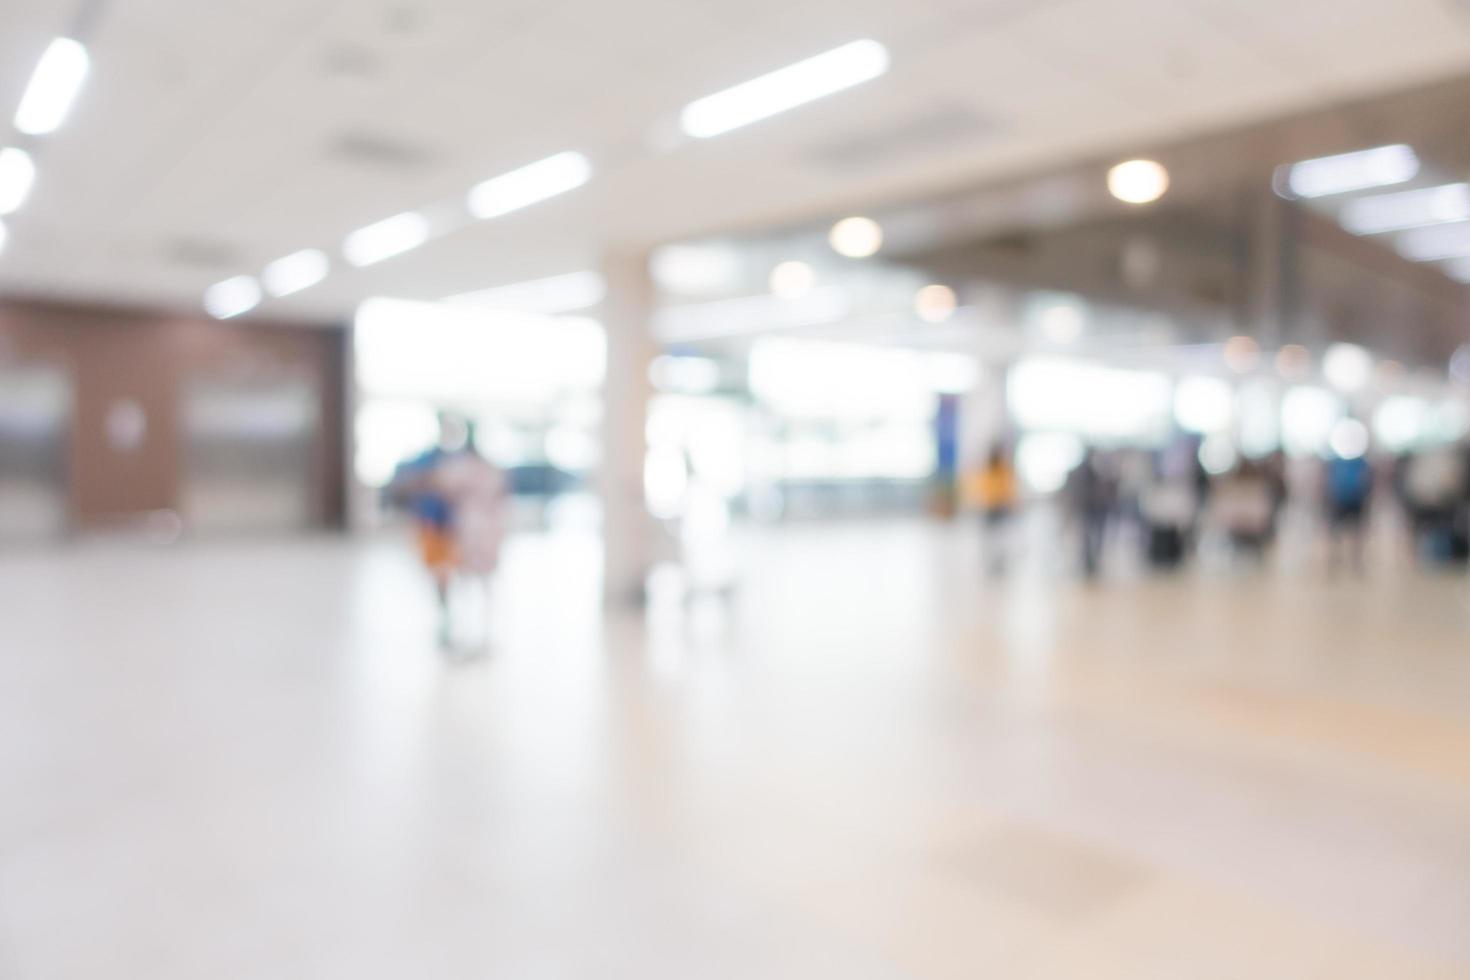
[959,360,1011,474]
[959,286,1018,477]
[598,251,658,606]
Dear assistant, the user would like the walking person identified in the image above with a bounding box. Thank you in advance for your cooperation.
[433,422,510,652]
[970,446,1019,576]
[387,412,467,647]
[1067,448,1115,580]
[1325,446,1373,574]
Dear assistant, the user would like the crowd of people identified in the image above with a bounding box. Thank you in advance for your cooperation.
[969,435,1470,578]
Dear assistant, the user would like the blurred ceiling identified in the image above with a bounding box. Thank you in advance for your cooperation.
[2,0,1470,319]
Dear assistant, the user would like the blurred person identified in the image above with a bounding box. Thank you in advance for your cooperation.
[1066,448,1115,579]
[1139,446,1199,571]
[1325,444,1373,574]
[1401,444,1466,564]
[387,412,468,647]
[969,445,1019,576]
[1114,448,1152,531]
[433,421,510,650]
[1213,458,1274,564]
[1263,450,1289,537]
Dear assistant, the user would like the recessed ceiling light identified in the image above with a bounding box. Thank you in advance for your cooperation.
[1275,344,1311,380]
[914,284,957,322]
[829,216,882,258]
[203,276,262,319]
[1223,335,1261,372]
[680,39,890,139]
[1107,159,1169,204]
[14,37,90,135]
[467,152,591,220]
[342,211,429,266]
[446,270,606,313]
[0,148,36,215]
[1329,417,1369,459]
[262,248,329,297]
[768,261,815,298]
[1323,343,1372,392]
[1339,183,1470,235]
[1282,144,1418,199]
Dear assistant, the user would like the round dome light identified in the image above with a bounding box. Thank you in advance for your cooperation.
[1223,335,1261,373]
[1275,344,1311,380]
[1108,159,1170,204]
[829,216,883,258]
[1323,342,1372,392]
[914,284,957,323]
[768,260,815,299]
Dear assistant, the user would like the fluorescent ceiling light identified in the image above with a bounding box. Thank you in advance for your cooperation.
[0,148,36,215]
[14,38,90,135]
[1339,183,1470,235]
[679,39,889,139]
[1284,144,1418,198]
[446,270,605,313]
[262,248,329,297]
[467,152,591,220]
[1396,221,1470,262]
[203,276,262,319]
[343,211,429,266]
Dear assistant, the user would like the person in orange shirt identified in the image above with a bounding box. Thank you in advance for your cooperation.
[969,446,1019,576]
[387,413,466,647]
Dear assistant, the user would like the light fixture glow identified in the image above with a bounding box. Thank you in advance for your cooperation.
[262,248,329,297]
[1282,385,1343,455]
[14,37,90,135]
[1174,376,1234,433]
[1223,335,1261,373]
[343,211,429,267]
[768,261,815,299]
[1449,345,1470,385]
[1329,418,1369,459]
[914,284,957,323]
[1107,159,1169,204]
[0,148,36,215]
[1444,257,1470,283]
[1339,183,1470,235]
[1323,343,1373,393]
[679,39,889,139]
[1275,344,1311,380]
[0,218,8,255]
[467,151,591,220]
[1375,359,1405,389]
[447,270,606,314]
[203,276,262,320]
[649,355,722,395]
[829,216,882,258]
[1284,144,1418,199]
[1039,303,1085,345]
[1397,222,1470,262]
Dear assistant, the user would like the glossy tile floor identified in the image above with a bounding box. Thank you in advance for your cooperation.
[3,520,1469,978]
